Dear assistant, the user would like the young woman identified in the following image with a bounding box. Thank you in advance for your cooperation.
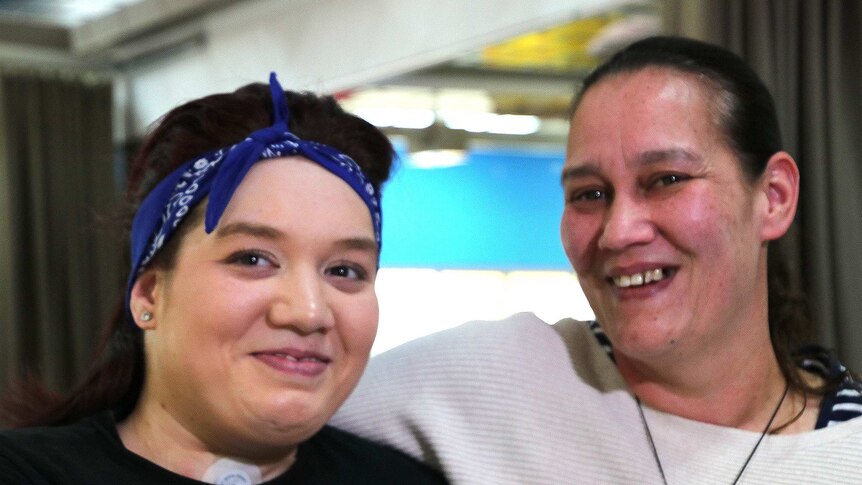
[0,74,446,484]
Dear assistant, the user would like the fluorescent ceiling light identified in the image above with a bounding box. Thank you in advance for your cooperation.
[441,112,541,135]
[344,86,541,135]
[352,107,435,129]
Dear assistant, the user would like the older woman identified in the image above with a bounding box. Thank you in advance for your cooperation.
[0,74,445,484]
[331,37,862,483]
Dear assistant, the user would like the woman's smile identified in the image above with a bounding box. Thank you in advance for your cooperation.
[252,347,331,378]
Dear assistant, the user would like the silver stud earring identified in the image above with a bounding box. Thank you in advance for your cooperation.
[141,311,153,322]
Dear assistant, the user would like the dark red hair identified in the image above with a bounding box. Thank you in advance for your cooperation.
[0,82,395,428]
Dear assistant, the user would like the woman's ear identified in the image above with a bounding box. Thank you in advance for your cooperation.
[759,151,800,242]
[130,269,161,330]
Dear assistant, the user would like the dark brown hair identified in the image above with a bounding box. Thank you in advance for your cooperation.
[0,82,395,428]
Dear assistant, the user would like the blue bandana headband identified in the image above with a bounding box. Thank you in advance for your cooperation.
[126,73,382,324]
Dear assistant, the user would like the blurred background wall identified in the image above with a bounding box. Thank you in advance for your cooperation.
[0,0,859,392]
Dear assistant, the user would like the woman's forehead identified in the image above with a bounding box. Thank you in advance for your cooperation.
[565,69,749,182]
[217,157,375,235]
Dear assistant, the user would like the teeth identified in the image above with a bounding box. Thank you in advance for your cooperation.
[274,353,296,361]
[272,353,318,362]
[613,268,664,288]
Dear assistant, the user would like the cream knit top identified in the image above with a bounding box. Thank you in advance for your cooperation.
[331,312,862,484]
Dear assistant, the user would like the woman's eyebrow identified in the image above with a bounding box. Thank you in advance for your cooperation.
[213,221,284,240]
[213,223,378,255]
[637,148,704,167]
[561,148,705,184]
[333,237,379,254]
[561,164,602,185]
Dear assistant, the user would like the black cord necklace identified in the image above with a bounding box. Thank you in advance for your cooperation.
[636,383,789,485]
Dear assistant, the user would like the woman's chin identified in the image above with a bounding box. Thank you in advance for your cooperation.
[607,321,682,361]
[230,408,324,454]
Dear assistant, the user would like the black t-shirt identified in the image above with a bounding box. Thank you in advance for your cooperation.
[0,412,447,484]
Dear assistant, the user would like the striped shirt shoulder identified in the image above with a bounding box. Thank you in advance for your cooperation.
[799,345,862,428]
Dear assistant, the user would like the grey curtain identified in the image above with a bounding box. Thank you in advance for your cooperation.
[0,71,122,394]
[664,0,862,369]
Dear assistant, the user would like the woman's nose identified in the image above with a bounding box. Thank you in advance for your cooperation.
[267,267,335,334]
[597,196,656,252]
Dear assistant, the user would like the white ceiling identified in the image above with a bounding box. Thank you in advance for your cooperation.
[0,0,143,27]
[0,0,661,148]
[0,0,244,60]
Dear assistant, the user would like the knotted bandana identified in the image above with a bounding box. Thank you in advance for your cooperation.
[126,73,382,324]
